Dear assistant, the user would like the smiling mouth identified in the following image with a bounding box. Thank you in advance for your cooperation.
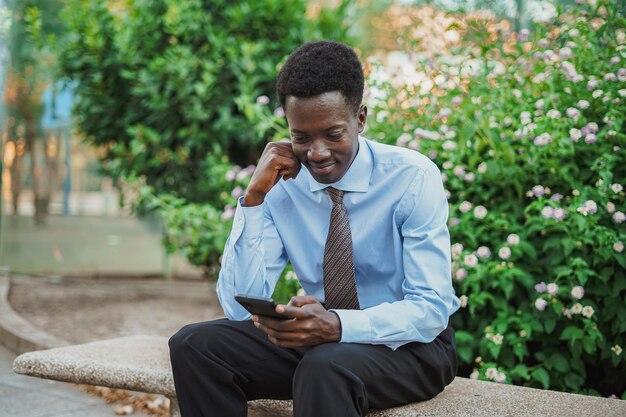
[308,162,336,175]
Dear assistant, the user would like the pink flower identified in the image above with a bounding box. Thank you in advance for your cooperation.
[477,246,491,258]
[566,108,580,119]
[584,134,597,144]
[256,95,270,105]
[532,185,545,196]
[464,254,479,268]
[225,170,237,181]
[534,133,552,146]
[583,200,598,214]
[274,107,285,117]
[551,193,563,201]
[459,201,473,213]
[220,206,235,221]
[553,208,567,221]
[231,186,244,199]
[535,298,548,311]
[535,282,547,293]
[455,268,468,280]
[613,211,626,224]
[577,100,590,109]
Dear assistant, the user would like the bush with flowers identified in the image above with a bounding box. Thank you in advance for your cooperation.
[250,0,625,397]
[358,0,625,398]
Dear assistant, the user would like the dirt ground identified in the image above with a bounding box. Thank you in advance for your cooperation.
[8,275,224,344]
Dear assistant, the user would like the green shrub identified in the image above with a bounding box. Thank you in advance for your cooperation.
[59,0,352,202]
[365,0,625,398]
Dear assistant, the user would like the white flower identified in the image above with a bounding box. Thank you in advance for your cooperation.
[464,254,479,268]
[542,206,554,218]
[499,247,512,260]
[611,184,624,193]
[225,170,237,181]
[454,166,466,177]
[474,205,488,219]
[606,202,616,213]
[614,211,626,224]
[485,368,498,380]
[582,306,594,318]
[547,109,561,119]
[464,172,476,182]
[507,234,520,245]
[547,283,559,296]
[570,128,582,142]
[460,295,468,308]
[535,99,545,109]
[296,288,306,296]
[459,201,473,213]
[285,271,297,281]
[451,243,464,259]
[477,246,491,258]
[571,286,585,299]
[592,89,604,98]
[571,303,583,314]
[477,162,487,173]
[492,334,504,345]
[494,372,507,383]
[442,140,457,150]
[470,370,479,379]
[612,345,623,356]
[442,161,453,170]
[535,298,548,311]
[614,241,624,253]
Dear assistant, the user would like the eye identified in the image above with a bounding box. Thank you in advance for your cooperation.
[327,132,343,140]
[292,135,309,143]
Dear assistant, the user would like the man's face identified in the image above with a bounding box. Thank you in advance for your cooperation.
[285,91,367,184]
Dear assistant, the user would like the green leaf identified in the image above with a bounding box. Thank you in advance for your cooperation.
[560,326,584,342]
[549,353,570,373]
[531,367,550,389]
[544,319,557,334]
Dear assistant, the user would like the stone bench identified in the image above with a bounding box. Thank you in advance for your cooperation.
[12,335,626,417]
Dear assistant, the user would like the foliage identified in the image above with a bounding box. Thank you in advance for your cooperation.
[364,0,625,398]
[58,0,353,203]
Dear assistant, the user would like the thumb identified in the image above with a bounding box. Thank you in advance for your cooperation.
[288,295,319,307]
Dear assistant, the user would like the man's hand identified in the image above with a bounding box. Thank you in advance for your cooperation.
[243,140,301,207]
[253,296,341,348]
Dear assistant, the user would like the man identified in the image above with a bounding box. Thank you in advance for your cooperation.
[169,40,459,417]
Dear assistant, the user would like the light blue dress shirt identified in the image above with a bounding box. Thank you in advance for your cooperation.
[216,136,460,350]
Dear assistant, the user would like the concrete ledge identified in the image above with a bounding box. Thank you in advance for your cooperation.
[0,275,67,354]
[13,335,626,417]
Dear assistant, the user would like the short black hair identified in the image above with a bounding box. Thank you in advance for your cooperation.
[276,40,364,114]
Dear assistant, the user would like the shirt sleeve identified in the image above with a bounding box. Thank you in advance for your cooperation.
[332,164,459,350]
[216,197,289,320]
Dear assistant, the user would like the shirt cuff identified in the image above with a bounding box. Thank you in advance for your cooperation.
[236,196,265,237]
[331,309,372,344]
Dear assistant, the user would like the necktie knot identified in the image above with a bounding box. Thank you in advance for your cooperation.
[326,187,344,205]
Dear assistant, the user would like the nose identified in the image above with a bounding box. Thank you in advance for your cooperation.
[307,139,331,162]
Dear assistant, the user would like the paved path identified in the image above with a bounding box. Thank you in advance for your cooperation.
[0,344,117,417]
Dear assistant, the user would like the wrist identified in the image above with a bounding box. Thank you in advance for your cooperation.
[328,311,342,342]
[242,189,266,207]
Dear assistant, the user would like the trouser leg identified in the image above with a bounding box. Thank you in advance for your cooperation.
[168,319,305,417]
[292,326,457,417]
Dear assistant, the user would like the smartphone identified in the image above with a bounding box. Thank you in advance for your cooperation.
[235,294,289,320]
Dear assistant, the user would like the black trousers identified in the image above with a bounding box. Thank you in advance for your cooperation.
[169,319,457,417]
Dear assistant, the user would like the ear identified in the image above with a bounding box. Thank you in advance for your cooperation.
[357,105,367,133]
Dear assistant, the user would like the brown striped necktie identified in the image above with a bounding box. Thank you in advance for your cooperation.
[323,187,360,310]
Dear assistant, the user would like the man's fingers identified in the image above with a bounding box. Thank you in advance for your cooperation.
[288,296,319,307]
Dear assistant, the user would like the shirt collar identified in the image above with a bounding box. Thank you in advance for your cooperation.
[306,135,372,193]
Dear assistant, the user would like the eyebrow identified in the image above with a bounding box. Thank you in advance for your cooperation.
[291,125,346,134]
